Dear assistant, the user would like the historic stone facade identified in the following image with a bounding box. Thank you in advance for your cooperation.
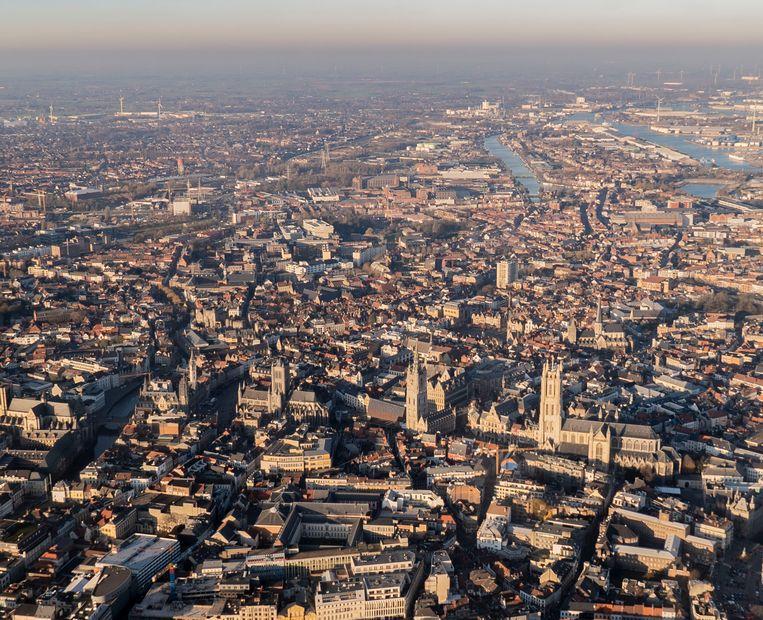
[0,386,88,449]
[535,360,676,476]
[237,359,329,429]
[406,358,455,435]
[568,301,629,352]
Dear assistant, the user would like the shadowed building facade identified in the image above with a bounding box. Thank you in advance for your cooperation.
[536,361,677,476]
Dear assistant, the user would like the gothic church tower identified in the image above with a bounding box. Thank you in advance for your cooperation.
[538,359,563,449]
[405,356,428,433]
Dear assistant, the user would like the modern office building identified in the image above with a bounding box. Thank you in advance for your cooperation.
[96,534,180,593]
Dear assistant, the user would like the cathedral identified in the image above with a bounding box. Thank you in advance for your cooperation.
[0,385,90,478]
[567,300,629,353]
[536,360,677,476]
[405,357,456,435]
[237,359,329,431]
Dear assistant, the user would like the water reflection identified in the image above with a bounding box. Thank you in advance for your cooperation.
[564,111,758,172]
[484,134,541,202]
[682,183,722,200]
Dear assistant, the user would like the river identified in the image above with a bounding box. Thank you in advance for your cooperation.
[484,134,541,202]
[612,122,758,172]
[93,391,139,458]
[91,378,240,461]
[565,111,759,172]
[681,183,722,200]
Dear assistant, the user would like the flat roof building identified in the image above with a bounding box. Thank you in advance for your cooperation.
[96,534,180,592]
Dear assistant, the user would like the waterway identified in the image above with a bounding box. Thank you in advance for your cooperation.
[484,134,541,202]
[565,111,759,172]
[93,391,139,457]
[681,183,722,200]
[611,122,757,172]
[89,377,240,462]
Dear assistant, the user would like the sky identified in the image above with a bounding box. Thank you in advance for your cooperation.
[1,0,762,51]
[0,1,760,81]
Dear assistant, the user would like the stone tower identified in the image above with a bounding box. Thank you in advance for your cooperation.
[0,385,8,416]
[272,358,289,396]
[269,358,289,413]
[594,299,604,336]
[178,375,189,411]
[566,319,578,345]
[405,356,428,433]
[538,360,563,449]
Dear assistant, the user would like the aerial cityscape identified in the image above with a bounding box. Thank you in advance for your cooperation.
[0,2,762,619]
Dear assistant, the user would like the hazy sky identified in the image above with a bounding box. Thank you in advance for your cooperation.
[2,0,762,50]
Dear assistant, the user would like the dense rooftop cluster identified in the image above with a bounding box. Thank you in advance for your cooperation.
[0,78,760,620]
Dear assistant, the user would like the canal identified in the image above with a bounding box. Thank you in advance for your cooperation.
[565,111,759,173]
[681,182,723,200]
[93,390,140,458]
[484,134,542,201]
[76,377,241,479]
[611,122,758,172]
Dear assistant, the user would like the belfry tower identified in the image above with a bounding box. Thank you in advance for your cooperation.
[268,358,290,413]
[405,355,428,433]
[538,359,563,449]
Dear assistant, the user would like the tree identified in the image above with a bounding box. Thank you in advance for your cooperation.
[528,498,553,521]
[736,294,763,315]
[639,465,655,483]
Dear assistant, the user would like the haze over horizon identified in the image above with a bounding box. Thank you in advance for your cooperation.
[1,0,761,79]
